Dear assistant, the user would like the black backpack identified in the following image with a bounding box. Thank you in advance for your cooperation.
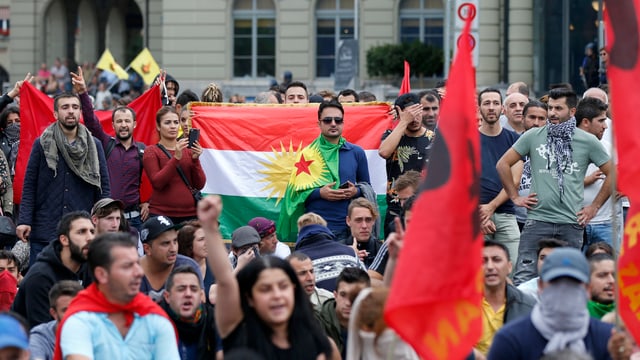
[104,138,146,176]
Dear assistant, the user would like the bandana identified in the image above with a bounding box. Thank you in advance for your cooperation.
[545,117,576,201]
[53,283,176,360]
[531,278,589,355]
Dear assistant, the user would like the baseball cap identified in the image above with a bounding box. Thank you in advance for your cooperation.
[0,314,28,350]
[248,217,276,239]
[91,198,124,216]
[232,226,261,249]
[140,216,180,243]
[540,247,590,283]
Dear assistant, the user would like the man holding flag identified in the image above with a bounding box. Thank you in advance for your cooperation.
[277,100,370,243]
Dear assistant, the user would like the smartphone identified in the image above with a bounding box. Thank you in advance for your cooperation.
[339,181,350,189]
[188,128,200,148]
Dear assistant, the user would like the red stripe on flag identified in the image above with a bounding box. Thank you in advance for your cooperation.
[16,84,161,203]
[384,15,482,360]
[606,0,640,344]
[191,103,392,152]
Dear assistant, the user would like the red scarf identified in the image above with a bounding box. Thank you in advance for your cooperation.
[53,283,175,360]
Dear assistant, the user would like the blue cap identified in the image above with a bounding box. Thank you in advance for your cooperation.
[540,248,590,283]
[0,314,28,350]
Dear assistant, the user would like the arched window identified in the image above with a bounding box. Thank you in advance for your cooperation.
[399,0,444,49]
[316,0,354,78]
[233,0,276,78]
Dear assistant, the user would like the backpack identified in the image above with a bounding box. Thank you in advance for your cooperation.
[104,138,146,176]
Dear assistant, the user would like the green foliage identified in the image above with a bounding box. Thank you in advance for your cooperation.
[366,41,444,78]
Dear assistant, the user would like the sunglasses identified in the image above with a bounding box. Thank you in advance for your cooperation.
[321,117,344,125]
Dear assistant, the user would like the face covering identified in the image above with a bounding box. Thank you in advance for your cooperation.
[531,278,590,355]
[0,270,17,311]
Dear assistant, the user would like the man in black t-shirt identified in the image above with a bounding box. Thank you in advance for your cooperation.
[378,93,434,235]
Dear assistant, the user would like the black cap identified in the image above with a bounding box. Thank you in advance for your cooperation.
[140,216,180,243]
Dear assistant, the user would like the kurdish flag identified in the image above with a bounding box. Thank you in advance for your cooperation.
[190,103,392,241]
[95,49,129,80]
[129,48,161,85]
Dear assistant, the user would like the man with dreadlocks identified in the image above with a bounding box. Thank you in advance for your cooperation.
[496,88,613,286]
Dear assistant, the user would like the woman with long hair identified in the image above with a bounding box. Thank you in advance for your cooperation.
[198,196,337,359]
[143,106,206,223]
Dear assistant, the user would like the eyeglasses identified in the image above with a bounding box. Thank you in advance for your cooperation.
[321,117,344,125]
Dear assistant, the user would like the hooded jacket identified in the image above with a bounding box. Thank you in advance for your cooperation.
[11,239,91,328]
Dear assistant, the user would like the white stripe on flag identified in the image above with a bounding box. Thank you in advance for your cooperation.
[201,149,387,197]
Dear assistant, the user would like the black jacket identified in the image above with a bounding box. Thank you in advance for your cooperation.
[11,239,92,328]
[159,300,219,360]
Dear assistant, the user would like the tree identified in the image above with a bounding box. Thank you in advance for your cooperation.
[366,41,444,80]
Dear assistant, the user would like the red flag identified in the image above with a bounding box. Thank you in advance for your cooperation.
[605,0,640,343]
[399,60,411,95]
[15,83,162,203]
[384,14,482,360]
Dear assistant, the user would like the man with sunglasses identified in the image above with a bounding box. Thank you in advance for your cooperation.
[378,92,434,235]
[277,100,370,243]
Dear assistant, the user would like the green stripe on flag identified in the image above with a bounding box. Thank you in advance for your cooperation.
[213,194,388,244]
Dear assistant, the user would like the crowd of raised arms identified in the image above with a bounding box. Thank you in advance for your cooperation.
[0,52,637,360]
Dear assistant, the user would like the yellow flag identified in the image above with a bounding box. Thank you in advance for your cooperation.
[95,49,129,80]
[129,48,160,85]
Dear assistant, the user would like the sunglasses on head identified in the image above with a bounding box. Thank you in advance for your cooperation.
[321,117,344,125]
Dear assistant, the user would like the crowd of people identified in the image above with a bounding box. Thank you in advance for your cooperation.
[0,58,636,360]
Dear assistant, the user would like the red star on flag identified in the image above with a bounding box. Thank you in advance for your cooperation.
[294,154,314,176]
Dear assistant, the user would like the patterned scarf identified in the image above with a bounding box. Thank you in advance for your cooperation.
[40,122,101,189]
[546,117,576,201]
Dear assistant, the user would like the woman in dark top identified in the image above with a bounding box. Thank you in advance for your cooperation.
[177,220,215,303]
[198,196,336,360]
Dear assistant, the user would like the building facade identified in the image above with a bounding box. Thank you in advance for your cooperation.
[3,0,600,97]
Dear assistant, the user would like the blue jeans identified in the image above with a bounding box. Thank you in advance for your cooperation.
[513,219,584,286]
[583,222,613,252]
[29,241,48,268]
[127,215,143,232]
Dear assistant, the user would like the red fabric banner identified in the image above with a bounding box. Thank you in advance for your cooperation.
[384,16,482,360]
[399,60,411,95]
[15,83,161,203]
[605,0,640,343]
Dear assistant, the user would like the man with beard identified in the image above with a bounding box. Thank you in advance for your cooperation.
[71,67,148,231]
[478,88,522,265]
[278,100,370,242]
[418,89,440,131]
[17,90,109,266]
[160,266,222,360]
[12,211,95,328]
[497,88,612,285]
[587,253,615,319]
[56,232,179,359]
[379,93,434,236]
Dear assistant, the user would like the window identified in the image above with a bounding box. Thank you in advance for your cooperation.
[316,0,355,78]
[399,0,444,49]
[233,0,275,78]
